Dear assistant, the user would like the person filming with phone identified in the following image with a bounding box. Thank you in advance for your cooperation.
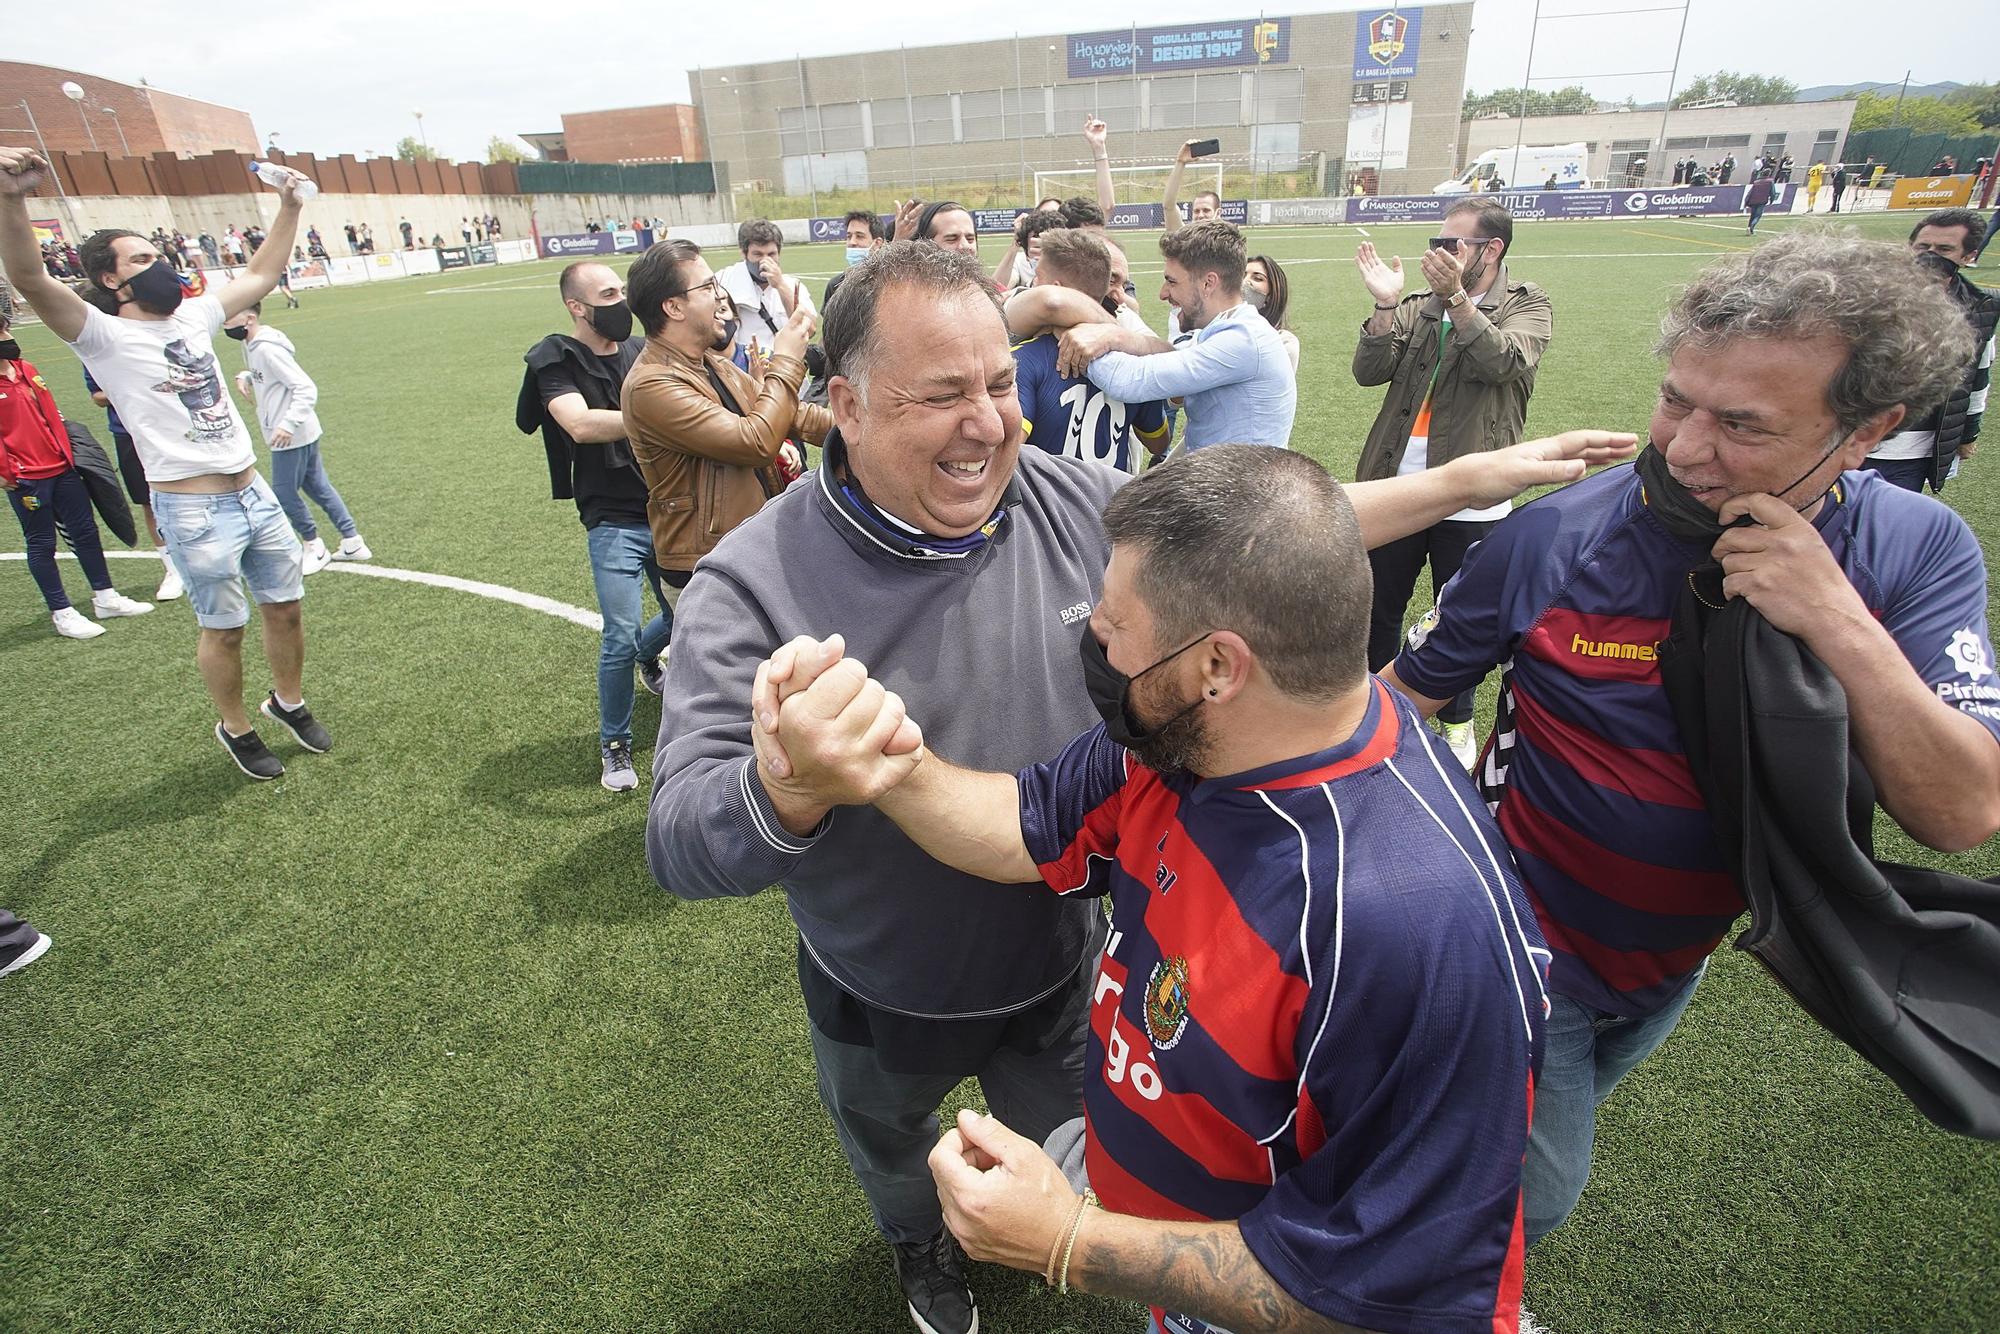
[717,219,816,365]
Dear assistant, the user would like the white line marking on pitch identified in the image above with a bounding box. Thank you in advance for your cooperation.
[2,551,604,632]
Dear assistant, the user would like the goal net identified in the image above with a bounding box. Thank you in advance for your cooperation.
[1033,161,1227,211]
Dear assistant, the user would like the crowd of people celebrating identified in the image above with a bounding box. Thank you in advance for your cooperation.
[3,123,1999,1334]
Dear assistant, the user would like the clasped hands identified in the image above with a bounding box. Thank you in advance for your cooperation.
[750,634,927,832]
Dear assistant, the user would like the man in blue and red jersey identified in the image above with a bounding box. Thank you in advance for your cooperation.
[753,446,1549,1334]
[1382,232,2000,1248]
[1012,227,1168,474]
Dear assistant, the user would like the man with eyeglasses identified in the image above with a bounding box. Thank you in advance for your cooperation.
[1352,197,1553,769]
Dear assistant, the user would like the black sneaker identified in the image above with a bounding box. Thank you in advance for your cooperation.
[638,656,665,697]
[0,928,51,980]
[891,1231,978,1334]
[260,694,332,753]
[216,723,286,780]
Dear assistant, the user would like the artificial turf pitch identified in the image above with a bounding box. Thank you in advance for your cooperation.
[2,210,1996,1332]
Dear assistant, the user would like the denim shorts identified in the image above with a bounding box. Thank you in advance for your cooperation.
[152,475,305,629]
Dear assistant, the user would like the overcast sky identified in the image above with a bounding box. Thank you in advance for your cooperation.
[9,1,1995,163]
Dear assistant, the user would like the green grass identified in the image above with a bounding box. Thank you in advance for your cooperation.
[3,211,1996,1332]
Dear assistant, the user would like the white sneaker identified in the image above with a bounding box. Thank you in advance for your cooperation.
[1441,719,1478,770]
[92,590,155,619]
[301,537,332,575]
[52,607,105,639]
[332,535,372,561]
[154,556,184,602]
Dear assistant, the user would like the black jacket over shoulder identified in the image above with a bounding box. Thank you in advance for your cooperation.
[516,333,644,500]
[1662,577,2000,1139]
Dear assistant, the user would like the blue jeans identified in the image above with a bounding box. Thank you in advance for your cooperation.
[585,522,672,747]
[8,469,111,612]
[1746,204,1766,231]
[1522,961,1707,1246]
[268,440,356,542]
[153,476,304,629]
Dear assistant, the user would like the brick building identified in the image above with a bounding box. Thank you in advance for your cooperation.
[0,61,258,157]
[687,5,1474,200]
[521,103,705,164]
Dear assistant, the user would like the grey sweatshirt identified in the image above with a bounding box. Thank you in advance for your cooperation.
[240,326,322,448]
[648,443,1124,1018]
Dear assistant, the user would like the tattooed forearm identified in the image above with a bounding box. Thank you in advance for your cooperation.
[1069,1212,1367,1333]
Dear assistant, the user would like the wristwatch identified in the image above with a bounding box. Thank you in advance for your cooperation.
[1445,289,1467,307]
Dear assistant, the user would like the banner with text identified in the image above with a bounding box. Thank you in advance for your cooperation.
[1342,183,1788,224]
[806,200,1251,240]
[1068,16,1290,77]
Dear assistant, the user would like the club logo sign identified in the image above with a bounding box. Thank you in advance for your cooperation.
[1353,7,1422,79]
[1366,12,1407,65]
[1253,19,1283,62]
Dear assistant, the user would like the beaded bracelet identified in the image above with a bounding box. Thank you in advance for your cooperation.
[1057,1189,1100,1295]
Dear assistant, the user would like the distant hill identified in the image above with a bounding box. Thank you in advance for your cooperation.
[1795,80,1963,102]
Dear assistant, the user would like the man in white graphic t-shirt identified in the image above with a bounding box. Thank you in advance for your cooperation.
[0,145,330,780]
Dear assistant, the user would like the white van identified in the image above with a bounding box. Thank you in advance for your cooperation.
[1437,144,1589,194]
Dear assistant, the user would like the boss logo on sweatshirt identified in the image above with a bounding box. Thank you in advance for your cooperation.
[1058,601,1092,626]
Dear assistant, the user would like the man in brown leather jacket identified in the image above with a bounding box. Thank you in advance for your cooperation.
[621,238,832,607]
[1351,196,1553,769]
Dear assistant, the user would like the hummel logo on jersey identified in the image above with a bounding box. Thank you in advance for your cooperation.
[1571,632,1658,662]
[1154,832,1179,895]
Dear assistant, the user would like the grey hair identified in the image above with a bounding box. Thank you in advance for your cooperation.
[1101,446,1371,702]
[822,241,1000,398]
[1658,230,1976,430]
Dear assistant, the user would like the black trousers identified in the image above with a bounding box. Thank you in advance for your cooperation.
[1367,518,1495,725]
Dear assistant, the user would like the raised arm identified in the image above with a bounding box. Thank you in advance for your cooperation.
[0,149,91,342]
[1085,118,1114,217]
[218,167,312,319]
[1160,141,1195,235]
[1002,284,1116,340]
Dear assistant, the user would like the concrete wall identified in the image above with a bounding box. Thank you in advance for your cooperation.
[691,6,1474,198]
[1461,100,1859,188]
[30,190,733,249]
[0,61,257,156]
[562,104,706,164]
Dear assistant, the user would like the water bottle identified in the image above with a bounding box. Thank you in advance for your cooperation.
[248,162,318,201]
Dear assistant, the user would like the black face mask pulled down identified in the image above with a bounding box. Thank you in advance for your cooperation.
[1078,624,1210,749]
[0,338,20,362]
[120,259,185,316]
[223,325,250,342]
[586,298,633,343]
[1635,436,1847,549]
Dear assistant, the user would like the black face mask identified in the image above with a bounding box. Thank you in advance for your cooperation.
[223,325,249,342]
[121,259,184,315]
[1079,623,1210,749]
[0,338,19,362]
[1637,433,1849,548]
[586,299,633,343]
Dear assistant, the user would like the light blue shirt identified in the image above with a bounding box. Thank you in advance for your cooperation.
[1085,302,1297,450]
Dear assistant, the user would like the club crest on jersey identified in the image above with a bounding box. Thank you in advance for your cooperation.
[1144,955,1191,1050]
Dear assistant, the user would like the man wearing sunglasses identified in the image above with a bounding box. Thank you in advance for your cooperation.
[1352,197,1553,769]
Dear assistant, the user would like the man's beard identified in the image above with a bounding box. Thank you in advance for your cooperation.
[1128,674,1212,778]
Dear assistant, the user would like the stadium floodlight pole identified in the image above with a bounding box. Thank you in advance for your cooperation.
[1127,22,1140,204]
[100,106,129,157]
[902,45,916,195]
[1016,35,1027,200]
[60,82,99,153]
[795,55,818,219]
[1653,1,1690,184]
[8,99,79,237]
[1511,0,1541,179]
[1890,70,1910,128]
[413,109,428,154]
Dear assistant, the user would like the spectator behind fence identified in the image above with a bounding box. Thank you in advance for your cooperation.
[1353,196,1553,770]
